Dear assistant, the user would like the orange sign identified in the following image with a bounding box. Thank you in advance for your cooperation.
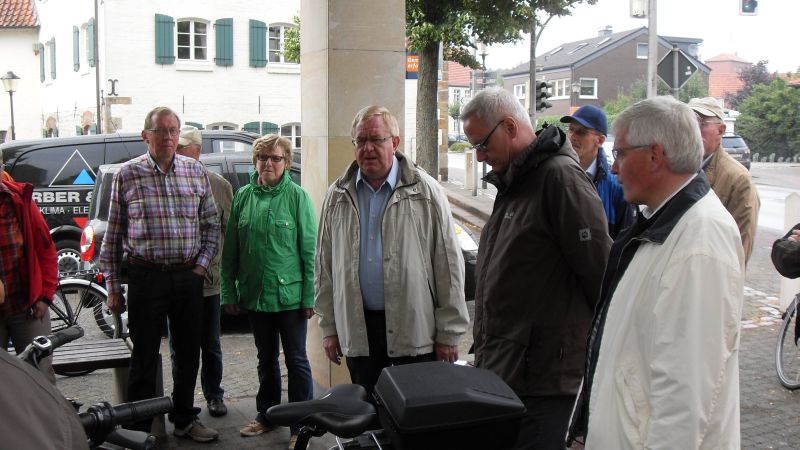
[406,55,419,73]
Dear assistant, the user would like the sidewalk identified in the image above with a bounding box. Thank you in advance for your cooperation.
[441,180,494,231]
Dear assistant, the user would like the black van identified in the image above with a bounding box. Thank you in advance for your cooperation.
[0,131,259,272]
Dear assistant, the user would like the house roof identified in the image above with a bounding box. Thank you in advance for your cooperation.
[706,53,752,64]
[502,27,709,77]
[0,0,38,28]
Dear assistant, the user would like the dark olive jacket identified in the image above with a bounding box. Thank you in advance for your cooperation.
[473,125,611,397]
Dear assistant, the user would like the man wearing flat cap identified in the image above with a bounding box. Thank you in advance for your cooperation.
[561,105,633,238]
[688,97,760,264]
[175,127,233,418]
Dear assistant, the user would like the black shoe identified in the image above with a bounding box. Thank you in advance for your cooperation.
[207,398,227,417]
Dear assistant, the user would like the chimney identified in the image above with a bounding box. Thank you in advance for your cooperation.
[598,25,613,37]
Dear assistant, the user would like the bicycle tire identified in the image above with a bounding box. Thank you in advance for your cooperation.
[776,298,800,390]
[49,293,75,333]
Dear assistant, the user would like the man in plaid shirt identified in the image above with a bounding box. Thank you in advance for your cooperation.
[99,106,220,442]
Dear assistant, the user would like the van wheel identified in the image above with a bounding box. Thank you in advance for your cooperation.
[56,239,81,274]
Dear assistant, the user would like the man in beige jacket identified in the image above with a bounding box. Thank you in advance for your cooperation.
[689,97,760,264]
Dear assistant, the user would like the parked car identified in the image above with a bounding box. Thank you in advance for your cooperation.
[448,133,468,148]
[722,134,752,170]
[80,152,478,301]
[0,130,259,273]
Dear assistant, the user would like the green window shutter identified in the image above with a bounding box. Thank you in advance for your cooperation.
[87,18,96,68]
[75,125,82,135]
[39,43,45,82]
[215,18,233,67]
[249,20,266,68]
[155,14,176,65]
[243,122,260,134]
[262,122,279,134]
[50,38,57,79]
[90,124,98,134]
[73,26,80,72]
[185,121,204,130]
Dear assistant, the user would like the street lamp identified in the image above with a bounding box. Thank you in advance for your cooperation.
[478,43,488,90]
[571,80,581,114]
[1,71,20,141]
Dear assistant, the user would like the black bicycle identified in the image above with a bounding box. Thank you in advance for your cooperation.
[776,294,800,389]
[267,362,525,450]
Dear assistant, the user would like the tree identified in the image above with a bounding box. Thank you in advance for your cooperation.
[736,78,800,160]
[448,102,462,136]
[283,15,301,63]
[725,60,775,110]
[407,0,533,176]
[525,1,597,124]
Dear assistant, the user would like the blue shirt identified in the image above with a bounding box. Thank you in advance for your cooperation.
[356,156,399,311]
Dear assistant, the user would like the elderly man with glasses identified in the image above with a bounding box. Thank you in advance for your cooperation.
[461,87,611,450]
[99,106,220,442]
[567,96,744,449]
[315,105,469,399]
[689,96,760,264]
[561,105,634,238]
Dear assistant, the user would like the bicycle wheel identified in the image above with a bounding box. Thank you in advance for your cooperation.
[776,298,800,390]
[49,292,75,333]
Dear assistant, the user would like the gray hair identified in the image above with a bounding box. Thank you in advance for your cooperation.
[460,87,532,132]
[351,105,400,138]
[612,96,702,174]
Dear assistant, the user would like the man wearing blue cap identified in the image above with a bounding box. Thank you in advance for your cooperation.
[561,105,633,238]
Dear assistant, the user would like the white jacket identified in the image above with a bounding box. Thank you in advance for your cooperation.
[314,153,469,357]
[587,191,744,450]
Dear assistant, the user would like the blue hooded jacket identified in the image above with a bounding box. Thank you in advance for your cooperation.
[593,148,633,238]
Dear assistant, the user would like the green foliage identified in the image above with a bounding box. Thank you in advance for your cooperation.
[725,60,775,110]
[449,141,471,152]
[677,73,709,103]
[736,78,800,159]
[448,102,461,121]
[283,15,300,63]
[535,115,566,133]
[600,75,708,129]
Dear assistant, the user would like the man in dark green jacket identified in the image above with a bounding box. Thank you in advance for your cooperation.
[462,88,611,450]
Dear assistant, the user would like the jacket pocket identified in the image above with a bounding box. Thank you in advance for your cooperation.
[276,273,303,307]
[273,218,296,249]
[614,360,648,446]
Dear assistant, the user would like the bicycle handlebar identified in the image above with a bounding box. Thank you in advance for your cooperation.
[79,397,173,449]
[17,325,85,368]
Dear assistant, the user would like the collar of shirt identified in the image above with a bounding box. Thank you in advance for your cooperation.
[356,155,400,193]
[585,158,598,179]
[641,173,697,219]
[701,152,714,170]
[146,152,175,174]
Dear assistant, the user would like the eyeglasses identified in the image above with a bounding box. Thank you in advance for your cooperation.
[352,136,393,148]
[567,126,599,137]
[146,128,181,137]
[471,121,504,153]
[611,144,650,160]
[697,118,722,128]
[256,154,286,163]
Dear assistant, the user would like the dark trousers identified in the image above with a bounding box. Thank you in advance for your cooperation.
[248,309,312,433]
[345,310,435,399]
[509,394,576,450]
[127,265,203,431]
[169,294,224,402]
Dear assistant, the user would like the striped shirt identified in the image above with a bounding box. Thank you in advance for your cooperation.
[99,153,219,294]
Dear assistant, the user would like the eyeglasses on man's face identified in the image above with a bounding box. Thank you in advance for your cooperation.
[146,128,181,137]
[697,118,722,128]
[611,144,650,161]
[352,136,393,148]
[256,154,286,163]
[471,120,504,153]
[567,126,600,137]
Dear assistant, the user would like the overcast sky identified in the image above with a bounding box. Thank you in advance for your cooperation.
[484,0,797,74]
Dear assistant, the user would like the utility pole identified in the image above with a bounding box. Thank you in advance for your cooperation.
[94,0,102,132]
[646,0,658,98]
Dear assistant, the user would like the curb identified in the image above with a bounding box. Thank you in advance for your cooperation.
[446,193,491,223]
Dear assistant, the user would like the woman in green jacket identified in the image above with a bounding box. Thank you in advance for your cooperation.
[220,135,317,445]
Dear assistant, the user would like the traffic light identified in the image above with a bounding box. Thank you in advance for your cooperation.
[740,0,757,15]
[535,81,553,112]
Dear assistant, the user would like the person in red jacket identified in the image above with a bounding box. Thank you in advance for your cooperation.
[0,169,58,383]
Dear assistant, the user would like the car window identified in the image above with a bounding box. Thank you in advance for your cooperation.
[290,167,301,185]
[14,144,104,187]
[211,139,252,153]
[106,140,147,164]
[205,163,223,175]
[722,136,747,148]
[233,163,254,188]
[94,168,118,221]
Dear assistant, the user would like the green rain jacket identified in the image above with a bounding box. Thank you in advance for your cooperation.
[220,170,317,311]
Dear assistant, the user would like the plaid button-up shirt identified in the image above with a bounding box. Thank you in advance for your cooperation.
[0,185,25,317]
[99,153,219,295]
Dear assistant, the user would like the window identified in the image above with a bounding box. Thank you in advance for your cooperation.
[579,78,598,98]
[553,79,570,99]
[177,20,208,61]
[549,47,562,56]
[596,37,611,47]
[268,24,297,63]
[233,163,254,187]
[207,122,237,131]
[281,124,301,151]
[211,139,251,153]
[637,43,648,59]
[568,43,587,54]
[513,84,526,103]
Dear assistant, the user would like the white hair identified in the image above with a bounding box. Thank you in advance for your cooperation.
[460,87,532,132]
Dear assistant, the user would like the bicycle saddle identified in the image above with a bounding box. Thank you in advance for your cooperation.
[266,384,379,438]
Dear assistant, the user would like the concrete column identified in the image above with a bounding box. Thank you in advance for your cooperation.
[780,193,800,311]
[301,0,406,388]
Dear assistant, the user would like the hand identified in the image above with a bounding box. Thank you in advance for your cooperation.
[789,229,800,242]
[107,292,126,315]
[0,280,5,305]
[302,308,315,319]
[224,304,241,315]
[30,299,49,320]
[323,335,343,365]
[192,265,207,277]
[435,343,458,363]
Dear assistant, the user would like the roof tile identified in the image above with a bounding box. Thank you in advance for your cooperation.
[0,0,38,28]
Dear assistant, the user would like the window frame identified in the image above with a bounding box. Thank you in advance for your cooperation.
[176,18,210,62]
[281,123,301,151]
[513,84,526,101]
[267,23,298,64]
[636,42,648,60]
[552,79,570,99]
[578,78,598,99]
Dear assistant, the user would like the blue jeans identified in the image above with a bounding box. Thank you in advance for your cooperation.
[169,294,224,402]
[248,309,312,433]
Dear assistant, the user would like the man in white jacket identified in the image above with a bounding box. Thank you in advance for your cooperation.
[567,96,744,449]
